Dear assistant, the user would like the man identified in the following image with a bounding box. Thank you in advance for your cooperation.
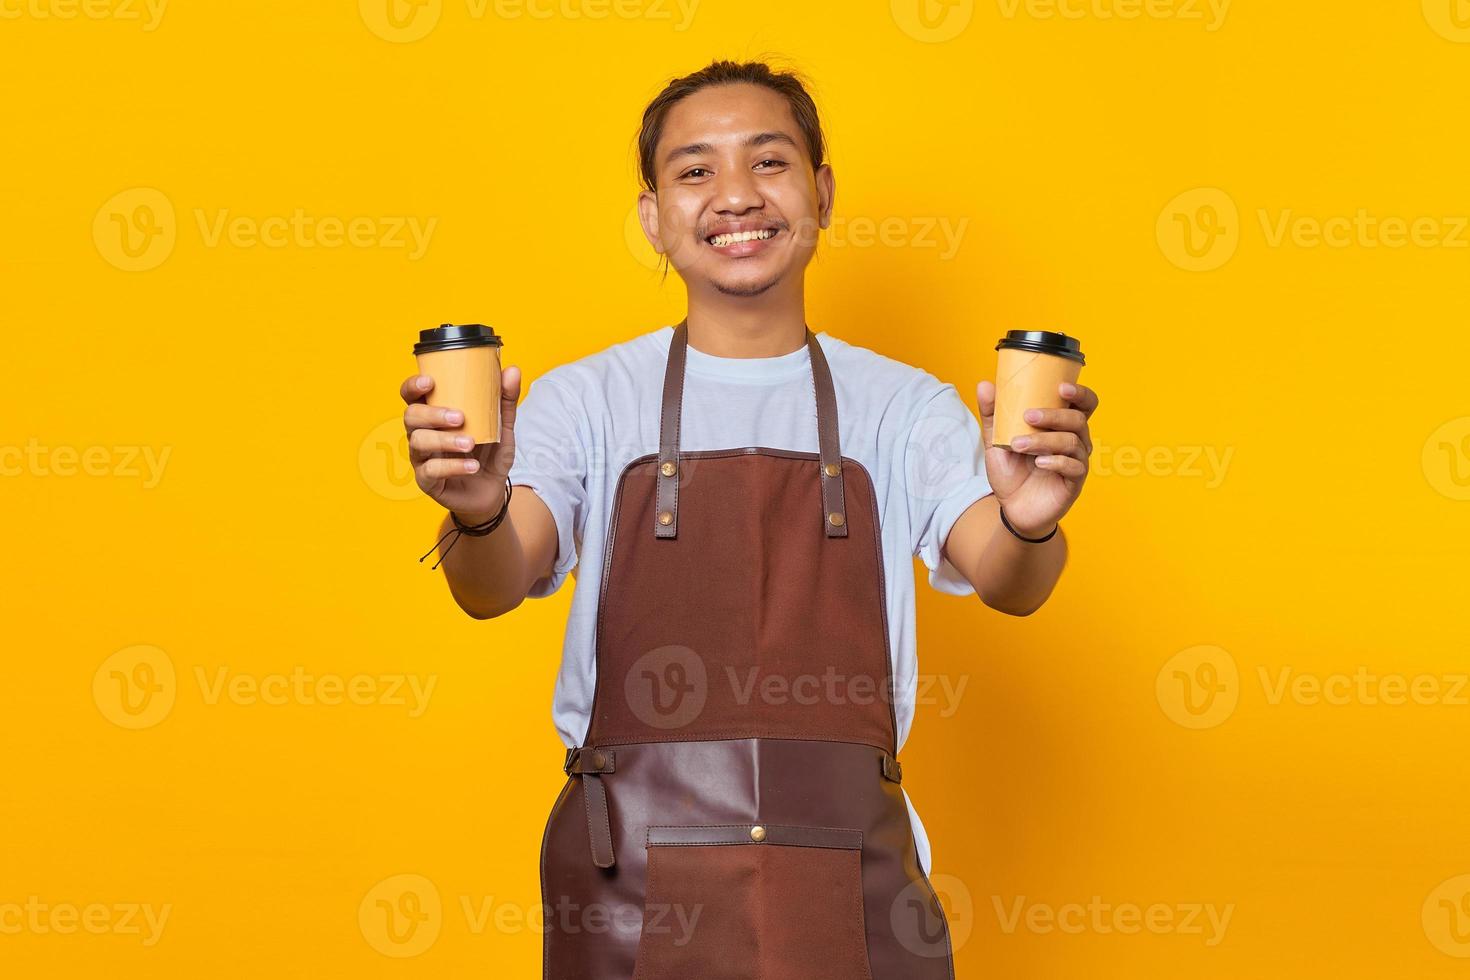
[399,59,1097,979]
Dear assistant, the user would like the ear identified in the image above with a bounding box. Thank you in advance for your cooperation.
[815,164,836,230]
[637,190,664,253]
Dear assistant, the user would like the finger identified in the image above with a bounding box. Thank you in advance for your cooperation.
[1008,431,1085,459]
[404,403,466,433]
[410,428,477,457]
[498,366,522,434]
[1035,454,1087,478]
[1021,407,1088,434]
[976,380,996,450]
[400,374,433,404]
[419,456,481,482]
[1061,382,1099,418]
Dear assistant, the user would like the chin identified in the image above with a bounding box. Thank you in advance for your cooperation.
[708,269,784,297]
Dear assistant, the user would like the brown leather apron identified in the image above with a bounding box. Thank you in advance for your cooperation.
[540,321,956,979]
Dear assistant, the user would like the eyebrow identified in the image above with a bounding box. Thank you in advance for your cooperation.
[662,131,800,168]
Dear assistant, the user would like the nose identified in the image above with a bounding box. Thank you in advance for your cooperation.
[711,164,764,215]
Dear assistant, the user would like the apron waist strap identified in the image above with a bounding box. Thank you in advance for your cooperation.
[564,748,616,869]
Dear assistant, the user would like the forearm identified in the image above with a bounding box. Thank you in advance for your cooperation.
[948,496,1068,616]
[436,495,540,619]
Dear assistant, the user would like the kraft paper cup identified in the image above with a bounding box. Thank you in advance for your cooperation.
[413,323,504,445]
[992,330,1085,449]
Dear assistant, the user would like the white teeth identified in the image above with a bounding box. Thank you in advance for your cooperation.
[708,228,777,247]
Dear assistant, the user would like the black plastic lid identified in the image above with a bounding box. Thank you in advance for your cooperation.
[414,323,503,355]
[995,330,1084,365]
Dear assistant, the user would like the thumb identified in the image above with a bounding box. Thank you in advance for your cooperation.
[976,380,996,450]
[498,365,523,432]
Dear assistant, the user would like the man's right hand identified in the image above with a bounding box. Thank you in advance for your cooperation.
[400,366,522,522]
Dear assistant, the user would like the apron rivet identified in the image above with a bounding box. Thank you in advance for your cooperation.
[591,751,607,769]
[827,512,845,527]
[824,462,840,478]
[660,461,677,477]
[658,511,674,526]
[750,825,767,842]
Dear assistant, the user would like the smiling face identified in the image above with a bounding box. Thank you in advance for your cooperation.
[637,82,835,298]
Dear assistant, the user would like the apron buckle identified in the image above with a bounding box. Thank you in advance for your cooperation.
[563,747,617,869]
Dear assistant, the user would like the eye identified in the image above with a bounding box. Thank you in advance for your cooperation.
[754,158,788,171]
[680,167,712,180]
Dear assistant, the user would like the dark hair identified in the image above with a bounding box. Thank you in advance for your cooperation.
[636,60,827,193]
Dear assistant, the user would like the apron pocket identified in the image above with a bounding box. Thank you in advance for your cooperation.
[632,824,873,980]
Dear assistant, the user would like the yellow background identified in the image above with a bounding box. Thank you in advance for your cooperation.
[3,0,1469,976]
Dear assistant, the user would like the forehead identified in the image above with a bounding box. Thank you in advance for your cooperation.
[657,83,806,160]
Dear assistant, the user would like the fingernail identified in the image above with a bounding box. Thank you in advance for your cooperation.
[455,436,472,450]
[1060,383,1076,398]
[445,410,463,424]
[464,459,479,473]
[1036,455,1052,466]
[1024,410,1042,423]
[1012,437,1031,450]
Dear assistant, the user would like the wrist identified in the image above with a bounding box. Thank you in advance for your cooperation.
[998,505,1058,543]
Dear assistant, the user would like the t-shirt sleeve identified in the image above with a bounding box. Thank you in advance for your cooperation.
[902,380,993,596]
[506,374,589,598]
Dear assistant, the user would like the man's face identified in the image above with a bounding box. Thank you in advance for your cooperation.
[638,83,834,298]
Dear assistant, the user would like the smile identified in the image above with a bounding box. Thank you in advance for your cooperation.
[706,228,778,248]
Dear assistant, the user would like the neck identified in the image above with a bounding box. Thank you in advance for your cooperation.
[684,276,808,358]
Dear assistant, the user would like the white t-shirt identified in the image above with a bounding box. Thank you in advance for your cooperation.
[507,325,992,872]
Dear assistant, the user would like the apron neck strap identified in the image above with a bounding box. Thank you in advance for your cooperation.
[654,319,849,540]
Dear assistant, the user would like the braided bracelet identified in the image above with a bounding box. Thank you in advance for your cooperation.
[420,477,514,570]
[999,505,1058,544]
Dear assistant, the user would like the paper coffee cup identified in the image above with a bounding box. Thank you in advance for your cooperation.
[992,330,1085,449]
[413,323,504,445]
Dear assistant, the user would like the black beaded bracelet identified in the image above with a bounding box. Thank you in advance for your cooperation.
[420,477,513,570]
[999,505,1058,544]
